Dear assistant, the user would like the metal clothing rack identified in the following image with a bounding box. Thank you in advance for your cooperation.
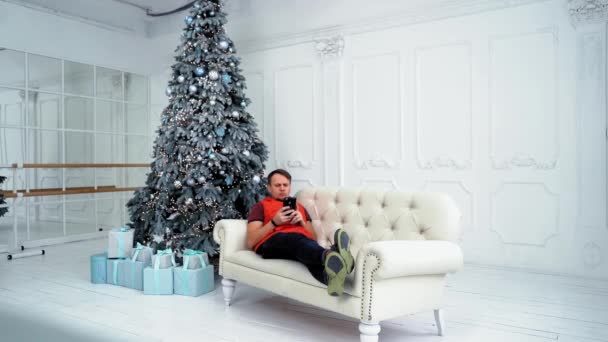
[0,163,146,259]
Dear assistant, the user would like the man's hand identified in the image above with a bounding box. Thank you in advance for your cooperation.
[289,210,304,225]
[273,207,293,226]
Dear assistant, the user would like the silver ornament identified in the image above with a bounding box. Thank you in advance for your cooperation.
[230,62,235,67]
[177,75,185,83]
[231,111,239,118]
[197,155,203,161]
[197,176,206,183]
[185,198,193,205]
[220,170,225,175]
[241,101,246,107]
[209,70,219,80]
[187,178,196,186]
[221,148,228,154]
[165,87,172,96]
[189,84,198,93]
[209,11,215,16]
[174,180,182,188]
[243,150,250,157]
[253,175,261,183]
[210,100,216,105]
[219,41,229,50]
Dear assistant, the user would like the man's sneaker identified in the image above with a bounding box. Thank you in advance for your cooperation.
[324,251,347,296]
[333,228,354,274]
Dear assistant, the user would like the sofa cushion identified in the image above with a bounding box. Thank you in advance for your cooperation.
[226,250,360,297]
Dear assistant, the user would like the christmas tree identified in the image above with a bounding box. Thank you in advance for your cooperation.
[0,176,7,218]
[127,0,268,256]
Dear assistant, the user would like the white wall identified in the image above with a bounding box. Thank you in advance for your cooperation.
[0,2,155,75]
[176,1,605,279]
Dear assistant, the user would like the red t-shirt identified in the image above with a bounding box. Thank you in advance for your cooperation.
[247,197,313,251]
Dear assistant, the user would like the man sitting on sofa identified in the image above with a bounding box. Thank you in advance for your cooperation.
[246,169,354,296]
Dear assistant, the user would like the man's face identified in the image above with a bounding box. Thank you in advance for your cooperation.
[267,174,291,200]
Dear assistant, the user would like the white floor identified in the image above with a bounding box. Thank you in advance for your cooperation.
[1,239,607,342]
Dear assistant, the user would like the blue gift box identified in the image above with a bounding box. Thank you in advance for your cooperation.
[90,252,108,284]
[144,267,174,295]
[173,264,214,297]
[106,259,128,285]
[143,249,176,295]
[119,261,146,290]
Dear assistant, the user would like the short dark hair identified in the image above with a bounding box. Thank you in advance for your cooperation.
[267,169,292,184]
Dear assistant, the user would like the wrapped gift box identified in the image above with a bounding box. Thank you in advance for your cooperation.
[90,252,108,284]
[181,249,209,270]
[106,259,128,285]
[118,243,153,290]
[173,264,214,297]
[131,242,153,265]
[108,227,134,259]
[144,249,176,295]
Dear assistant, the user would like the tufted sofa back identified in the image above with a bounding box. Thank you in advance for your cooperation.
[297,187,461,259]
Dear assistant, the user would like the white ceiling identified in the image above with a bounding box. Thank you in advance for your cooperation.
[113,0,201,14]
[4,0,549,43]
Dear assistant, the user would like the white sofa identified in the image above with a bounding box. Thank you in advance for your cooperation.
[213,187,463,342]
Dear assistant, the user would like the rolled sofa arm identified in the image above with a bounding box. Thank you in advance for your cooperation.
[356,240,463,281]
[213,219,248,257]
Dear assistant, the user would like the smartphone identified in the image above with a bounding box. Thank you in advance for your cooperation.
[283,197,297,210]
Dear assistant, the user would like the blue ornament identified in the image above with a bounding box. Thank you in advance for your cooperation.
[185,16,194,25]
[222,74,231,84]
[225,175,233,185]
[165,87,172,96]
[189,85,198,93]
[215,127,225,137]
[194,67,205,76]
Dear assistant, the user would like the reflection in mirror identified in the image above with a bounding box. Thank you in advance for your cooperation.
[65,96,93,131]
[65,131,93,163]
[96,67,123,101]
[0,87,25,126]
[125,72,147,103]
[27,129,62,163]
[28,91,62,129]
[64,61,93,96]
[96,100,123,133]
[125,103,147,135]
[28,54,61,93]
[0,48,25,88]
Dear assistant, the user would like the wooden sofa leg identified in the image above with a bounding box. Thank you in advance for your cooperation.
[222,278,236,306]
[359,321,380,342]
[434,309,445,336]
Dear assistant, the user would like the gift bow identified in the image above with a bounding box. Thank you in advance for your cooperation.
[153,249,176,294]
[180,249,207,294]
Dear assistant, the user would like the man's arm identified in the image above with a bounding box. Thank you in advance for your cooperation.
[302,221,317,241]
[246,220,276,250]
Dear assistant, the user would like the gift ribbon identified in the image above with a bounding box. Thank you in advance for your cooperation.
[181,249,206,294]
[153,248,176,294]
[112,260,120,285]
[114,227,130,258]
[132,242,151,263]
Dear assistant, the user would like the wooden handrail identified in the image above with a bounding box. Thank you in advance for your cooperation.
[1,186,139,198]
[7,163,149,169]
[10,185,117,193]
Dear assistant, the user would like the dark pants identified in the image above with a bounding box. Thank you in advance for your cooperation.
[256,232,327,285]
